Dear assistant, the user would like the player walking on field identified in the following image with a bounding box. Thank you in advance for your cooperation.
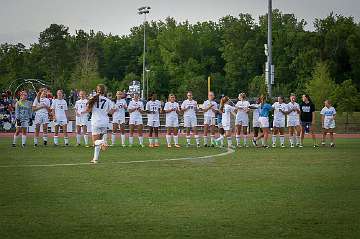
[146,93,161,147]
[51,90,69,146]
[202,91,218,147]
[87,84,115,163]
[235,93,250,147]
[300,94,318,147]
[253,96,272,148]
[320,100,336,147]
[286,93,302,147]
[128,93,145,147]
[219,96,236,148]
[12,91,32,147]
[164,94,181,148]
[250,98,264,146]
[32,88,51,146]
[181,91,200,147]
[111,91,127,147]
[272,96,287,147]
[74,90,89,147]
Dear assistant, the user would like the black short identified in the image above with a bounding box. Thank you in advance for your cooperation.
[301,122,311,133]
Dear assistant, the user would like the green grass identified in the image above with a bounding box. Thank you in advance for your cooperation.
[0,137,359,238]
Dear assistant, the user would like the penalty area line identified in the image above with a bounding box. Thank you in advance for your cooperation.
[0,148,235,168]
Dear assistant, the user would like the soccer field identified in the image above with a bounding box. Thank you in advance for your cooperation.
[0,138,359,238]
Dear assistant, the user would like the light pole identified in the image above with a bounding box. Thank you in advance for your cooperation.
[267,0,273,98]
[146,68,150,99]
[138,6,151,100]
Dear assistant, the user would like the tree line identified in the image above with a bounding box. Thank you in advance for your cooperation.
[0,10,359,112]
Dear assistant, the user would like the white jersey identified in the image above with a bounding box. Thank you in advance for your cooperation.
[75,99,88,115]
[181,99,197,118]
[113,99,127,120]
[128,100,144,119]
[235,100,250,117]
[91,96,114,127]
[203,100,218,118]
[164,102,179,120]
[287,102,300,119]
[146,100,161,122]
[222,104,235,127]
[272,102,287,121]
[320,106,336,129]
[51,99,68,120]
[32,97,51,115]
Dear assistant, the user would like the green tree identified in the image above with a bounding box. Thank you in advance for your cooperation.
[332,79,360,114]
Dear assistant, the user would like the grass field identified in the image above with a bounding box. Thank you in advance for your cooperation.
[0,137,359,238]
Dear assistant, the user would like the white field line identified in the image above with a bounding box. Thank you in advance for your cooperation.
[0,148,235,168]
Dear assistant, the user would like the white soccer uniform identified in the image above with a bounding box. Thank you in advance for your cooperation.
[181,99,198,128]
[75,99,89,126]
[235,100,250,126]
[287,102,300,127]
[33,97,51,125]
[320,106,336,129]
[146,100,161,127]
[128,100,144,125]
[164,102,180,128]
[251,104,261,128]
[203,100,218,126]
[91,96,113,135]
[272,102,287,128]
[112,99,127,124]
[222,104,235,131]
[51,99,68,126]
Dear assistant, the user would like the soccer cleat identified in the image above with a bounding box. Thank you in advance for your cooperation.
[197,144,201,148]
[244,144,249,148]
[22,144,26,148]
[54,144,58,147]
[140,144,145,148]
[121,144,126,147]
[204,144,208,147]
[90,159,98,164]
[330,143,335,148]
[44,141,47,146]
[252,139,257,147]
[321,142,326,146]
[12,144,16,147]
[281,144,285,148]
[85,145,90,148]
[65,144,69,147]
[298,144,303,148]
[313,144,319,148]
[149,144,154,148]
[77,144,81,147]
[174,144,181,148]
[34,144,38,147]
[290,144,295,148]
[186,144,190,148]
[154,143,160,147]
[167,144,172,148]
[109,144,114,147]
[237,144,242,148]
[263,145,269,148]
[272,143,276,148]
[210,144,215,147]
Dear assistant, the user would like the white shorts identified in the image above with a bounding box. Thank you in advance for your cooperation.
[147,120,160,128]
[91,125,108,135]
[16,120,29,128]
[259,117,269,128]
[273,118,286,128]
[76,115,88,126]
[54,118,68,126]
[129,117,143,126]
[112,117,125,125]
[203,116,216,126]
[34,114,49,125]
[184,116,197,128]
[323,119,335,129]
[253,120,261,128]
[287,117,300,127]
[166,118,179,128]
[222,124,231,131]
[235,115,249,127]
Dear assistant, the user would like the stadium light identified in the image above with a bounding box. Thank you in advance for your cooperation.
[137,6,151,100]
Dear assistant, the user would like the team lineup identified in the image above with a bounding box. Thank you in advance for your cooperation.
[12,84,337,163]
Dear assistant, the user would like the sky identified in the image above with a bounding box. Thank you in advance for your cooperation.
[0,0,359,47]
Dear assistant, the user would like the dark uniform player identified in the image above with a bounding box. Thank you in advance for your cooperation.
[300,94,318,147]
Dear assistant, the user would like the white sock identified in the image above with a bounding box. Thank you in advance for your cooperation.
[280,135,285,145]
[174,135,179,145]
[139,136,143,145]
[289,136,294,145]
[102,134,108,143]
[13,134,18,144]
[296,136,300,145]
[111,133,116,145]
[272,135,277,145]
[166,134,171,145]
[243,135,247,145]
[21,135,26,145]
[34,137,38,145]
[219,135,224,146]
[43,135,48,142]
[203,136,208,145]
[227,137,232,147]
[210,135,215,145]
[76,134,81,144]
[236,135,241,145]
[186,136,191,144]
[54,136,59,145]
[154,138,159,145]
[121,134,126,145]
[195,135,200,145]
[93,139,104,161]
[84,134,89,145]
[261,138,265,145]
[64,137,69,145]
[149,137,153,145]
[129,136,134,145]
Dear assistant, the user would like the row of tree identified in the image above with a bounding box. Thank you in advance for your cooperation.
[0,10,359,112]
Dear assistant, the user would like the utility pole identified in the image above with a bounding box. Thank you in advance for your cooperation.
[267,0,273,98]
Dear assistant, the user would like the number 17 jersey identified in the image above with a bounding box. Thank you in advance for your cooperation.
[91,96,114,128]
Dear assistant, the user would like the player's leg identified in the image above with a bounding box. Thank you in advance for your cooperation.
[226,128,233,148]
[262,127,269,147]
[63,124,69,146]
[54,124,59,146]
[235,124,241,147]
[210,123,216,147]
[279,127,285,147]
[111,123,118,146]
[148,126,154,147]
[173,127,180,147]
[21,127,27,147]
[42,123,48,146]
[272,127,278,147]
[76,125,82,146]
[300,123,306,145]
[166,127,172,147]
[193,123,200,147]
[296,125,302,147]
[185,127,191,146]
[289,126,295,147]
[154,127,159,147]
[129,124,135,146]
[138,124,144,147]
[34,123,40,146]
[12,125,21,146]
[243,126,248,147]
[91,133,104,163]
[203,123,209,147]
[309,123,318,147]
[119,123,126,146]
[330,129,335,147]
[83,125,89,147]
